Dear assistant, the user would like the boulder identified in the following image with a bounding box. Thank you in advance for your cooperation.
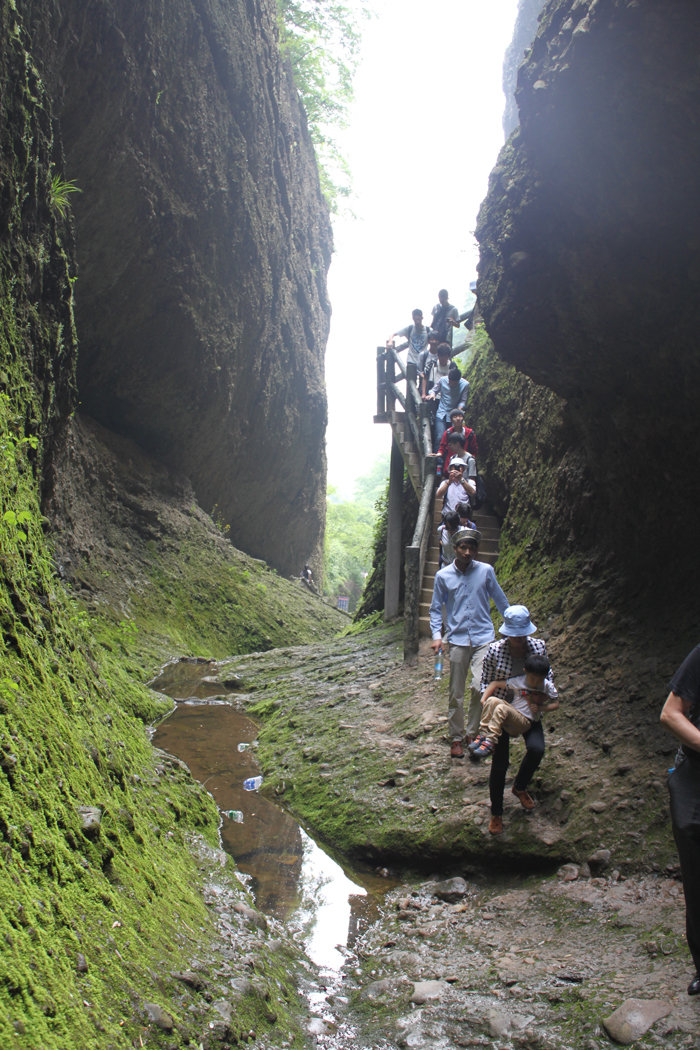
[602,999,672,1044]
[410,980,447,1004]
[588,849,612,873]
[432,877,468,903]
[557,864,579,882]
[143,1003,174,1031]
[76,806,102,835]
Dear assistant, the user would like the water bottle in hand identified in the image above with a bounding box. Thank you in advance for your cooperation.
[243,775,263,791]
[434,647,443,681]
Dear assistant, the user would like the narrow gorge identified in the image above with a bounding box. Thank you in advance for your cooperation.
[1,0,699,1048]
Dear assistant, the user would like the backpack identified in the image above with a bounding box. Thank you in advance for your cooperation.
[473,474,487,511]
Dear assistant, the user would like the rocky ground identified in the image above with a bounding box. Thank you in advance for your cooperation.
[146,618,698,1048]
[313,865,699,1050]
[206,623,678,873]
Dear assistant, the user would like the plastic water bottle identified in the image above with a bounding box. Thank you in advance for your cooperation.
[224,809,244,823]
[434,647,443,681]
[243,775,263,791]
[237,742,249,752]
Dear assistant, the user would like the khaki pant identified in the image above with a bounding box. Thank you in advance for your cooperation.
[448,642,490,740]
[480,696,531,744]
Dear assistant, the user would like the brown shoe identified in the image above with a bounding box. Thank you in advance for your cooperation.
[450,740,464,758]
[512,786,535,810]
[489,815,503,835]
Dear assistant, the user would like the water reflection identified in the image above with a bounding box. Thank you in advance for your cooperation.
[151,661,396,968]
[154,704,305,917]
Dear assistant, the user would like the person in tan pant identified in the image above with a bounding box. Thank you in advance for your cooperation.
[469,653,559,760]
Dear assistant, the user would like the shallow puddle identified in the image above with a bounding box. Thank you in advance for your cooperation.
[151,660,394,971]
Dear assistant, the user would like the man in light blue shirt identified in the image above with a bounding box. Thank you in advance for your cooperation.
[430,364,469,451]
[430,528,509,757]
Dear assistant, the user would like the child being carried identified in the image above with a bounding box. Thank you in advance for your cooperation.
[469,654,559,760]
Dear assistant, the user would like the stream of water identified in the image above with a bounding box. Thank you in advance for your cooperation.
[150,658,394,973]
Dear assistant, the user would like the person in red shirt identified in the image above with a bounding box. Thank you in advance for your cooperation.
[431,408,478,476]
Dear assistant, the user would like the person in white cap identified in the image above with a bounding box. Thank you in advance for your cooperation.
[435,456,476,516]
[429,528,509,758]
[479,605,556,835]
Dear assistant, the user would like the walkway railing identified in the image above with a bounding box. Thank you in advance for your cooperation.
[375,340,435,664]
[374,312,473,663]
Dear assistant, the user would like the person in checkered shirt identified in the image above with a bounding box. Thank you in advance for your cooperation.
[479,605,556,835]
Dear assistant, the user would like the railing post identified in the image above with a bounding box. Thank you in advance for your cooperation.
[384,436,404,621]
[403,546,420,665]
[376,347,386,418]
[386,347,396,415]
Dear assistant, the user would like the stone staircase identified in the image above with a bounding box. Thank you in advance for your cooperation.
[417,504,502,638]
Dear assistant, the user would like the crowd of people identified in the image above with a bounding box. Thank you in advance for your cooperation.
[388,288,700,1001]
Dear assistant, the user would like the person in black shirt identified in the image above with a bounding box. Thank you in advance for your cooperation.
[660,644,700,996]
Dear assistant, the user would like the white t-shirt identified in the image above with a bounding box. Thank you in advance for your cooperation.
[398,324,431,368]
[506,675,558,721]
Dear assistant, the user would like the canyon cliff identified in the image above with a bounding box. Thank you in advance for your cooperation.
[21,0,332,579]
[477,0,700,604]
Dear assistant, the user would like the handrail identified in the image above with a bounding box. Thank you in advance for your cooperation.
[403,464,436,664]
[378,311,476,662]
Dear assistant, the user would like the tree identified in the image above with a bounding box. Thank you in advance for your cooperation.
[277,0,370,210]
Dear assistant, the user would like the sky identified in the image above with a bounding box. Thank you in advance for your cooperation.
[324,0,520,499]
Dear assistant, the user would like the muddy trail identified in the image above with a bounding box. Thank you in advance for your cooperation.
[147,628,700,1049]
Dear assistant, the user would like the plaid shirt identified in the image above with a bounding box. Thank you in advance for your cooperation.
[480,636,553,699]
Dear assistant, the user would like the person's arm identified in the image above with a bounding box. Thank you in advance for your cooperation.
[436,478,449,498]
[461,476,476,498]
[480,644,496,693]
[487,568,509,616]
[429,574,447,652]
[660,692,700,753]
[481,679,506,704]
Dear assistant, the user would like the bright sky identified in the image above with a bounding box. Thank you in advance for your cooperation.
[325,0,519,499]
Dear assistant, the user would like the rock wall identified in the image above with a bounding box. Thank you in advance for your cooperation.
[477,0,700,599]
[20,0,332,580]
[502,0,545,137]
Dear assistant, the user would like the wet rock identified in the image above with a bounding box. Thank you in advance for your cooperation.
[232,902,267,930]
[410,979,447,1004]
[212,999,234,1024]
[76,806,102,835]
[557,864,579,881]
[588,848,612,873]
[488,1007,511,1038]
[143,1003,174,1031]
[76,953,88,973]
[432,877,468,902]
[361,977,410,1001]
[602,999,672,1044]
[172,969,207,991]
[229,977,257,998]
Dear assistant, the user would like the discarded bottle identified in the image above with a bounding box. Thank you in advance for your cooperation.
[243,775,263,791]
[224,809,244,823]
[434,647,443,681]
[237,742,250,752]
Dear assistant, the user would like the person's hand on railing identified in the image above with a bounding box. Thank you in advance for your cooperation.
[385,337,396,349]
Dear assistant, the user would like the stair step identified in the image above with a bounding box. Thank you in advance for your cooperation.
[419,616,433,638]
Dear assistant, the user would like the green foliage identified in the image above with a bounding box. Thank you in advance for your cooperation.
[353,450,390,507]
[324,486,375,610]
[49,174,82,217]
[277,0,370,210]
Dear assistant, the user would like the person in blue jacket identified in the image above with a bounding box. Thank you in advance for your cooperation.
[429,527,508,758]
